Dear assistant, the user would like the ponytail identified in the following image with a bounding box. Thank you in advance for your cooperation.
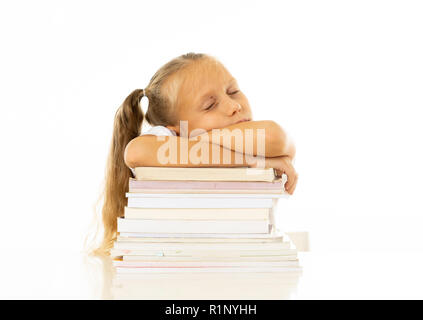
[91,89,145,255]
[85,52,211,256]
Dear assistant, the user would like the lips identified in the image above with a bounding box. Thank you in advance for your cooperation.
[235,118,251,124]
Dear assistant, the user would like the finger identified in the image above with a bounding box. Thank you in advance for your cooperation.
[287,173,299,195]
[285,178,293,194]
[287,174,298,195]
[273,164,285,176]
[275,169,283,177]
[283,166,296,192]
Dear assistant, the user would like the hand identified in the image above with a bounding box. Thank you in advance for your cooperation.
[263,156,298,195]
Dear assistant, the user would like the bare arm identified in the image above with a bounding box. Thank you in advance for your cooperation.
[198,120,296,159]
[124,125,298,194]
[124,135,259,168]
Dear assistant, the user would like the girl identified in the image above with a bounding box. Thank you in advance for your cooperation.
[91,52,298,255]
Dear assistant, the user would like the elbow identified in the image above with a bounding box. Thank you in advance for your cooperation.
[124,137,145,168]
[265,121,295,158]
[124,139,136,168]
[284,141,296,160]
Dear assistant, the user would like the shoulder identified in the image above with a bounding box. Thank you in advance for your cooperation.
[141,125,176,137]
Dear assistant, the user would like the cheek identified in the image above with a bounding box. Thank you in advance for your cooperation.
[196,115,224,131]
[202,116,220,129]
[236,93,249,106]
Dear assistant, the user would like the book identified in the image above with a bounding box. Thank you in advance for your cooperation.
[127,197,276,208]
[116,235,283,243]
[124,207,270,220]
[112,165,299,275]
[134,167,276,182]
[110,248,297,257]
[113,241,291,251]
[117,218,270,234]
[121,255,298,262]
[114,266,301,274]
[112,260,299,268]
[129,178,284,194]
[126,192,286,198]
[118,231,278,239]
[129,188,284,194]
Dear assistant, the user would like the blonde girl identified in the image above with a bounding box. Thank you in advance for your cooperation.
[90,52,298,255]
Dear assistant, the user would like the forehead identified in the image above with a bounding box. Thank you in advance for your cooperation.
[175,59,235,109]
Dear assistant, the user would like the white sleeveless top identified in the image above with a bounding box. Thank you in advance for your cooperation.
[129,125,177,176]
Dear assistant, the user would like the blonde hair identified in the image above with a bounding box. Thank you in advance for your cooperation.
[84,52,213,256]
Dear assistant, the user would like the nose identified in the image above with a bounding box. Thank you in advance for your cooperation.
[226,100,242,116]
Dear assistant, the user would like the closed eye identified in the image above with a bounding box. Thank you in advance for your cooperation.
[204,91,239,111]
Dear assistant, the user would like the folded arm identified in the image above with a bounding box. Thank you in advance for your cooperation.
[199,120,296,159]
[124,135,259,168]
[124,121,298,194]
[124,120,295,168]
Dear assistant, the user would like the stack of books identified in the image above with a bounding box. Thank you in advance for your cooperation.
[111,167,301,274]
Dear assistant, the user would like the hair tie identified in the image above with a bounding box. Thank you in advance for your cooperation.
[140,89,149,112]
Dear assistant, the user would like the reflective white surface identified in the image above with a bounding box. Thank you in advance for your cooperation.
[1,249,423,299]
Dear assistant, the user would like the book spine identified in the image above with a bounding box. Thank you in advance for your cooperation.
[116,236,283,243]
[127,197,274,208]
[126,193,285,198]
[122,255,299,262]
[129,179,283,190]
[115,267,301,273]
[117,218,269,234]
[113,260,299,268]
[134,167,275,182]
[111,248,297,257]
[113,241,291,251]
[118,232,278,239]
[128,188,283,194]
[124,207,269,220]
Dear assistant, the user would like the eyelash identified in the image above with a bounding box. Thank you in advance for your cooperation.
[205,91,239,110]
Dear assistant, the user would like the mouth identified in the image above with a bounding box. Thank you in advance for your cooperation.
[235,118,251,124]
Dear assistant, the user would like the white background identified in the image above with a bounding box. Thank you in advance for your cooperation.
[1,0,422,298]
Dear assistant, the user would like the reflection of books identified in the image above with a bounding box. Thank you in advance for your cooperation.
[111,271,301,299]
[134,167,277,182]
